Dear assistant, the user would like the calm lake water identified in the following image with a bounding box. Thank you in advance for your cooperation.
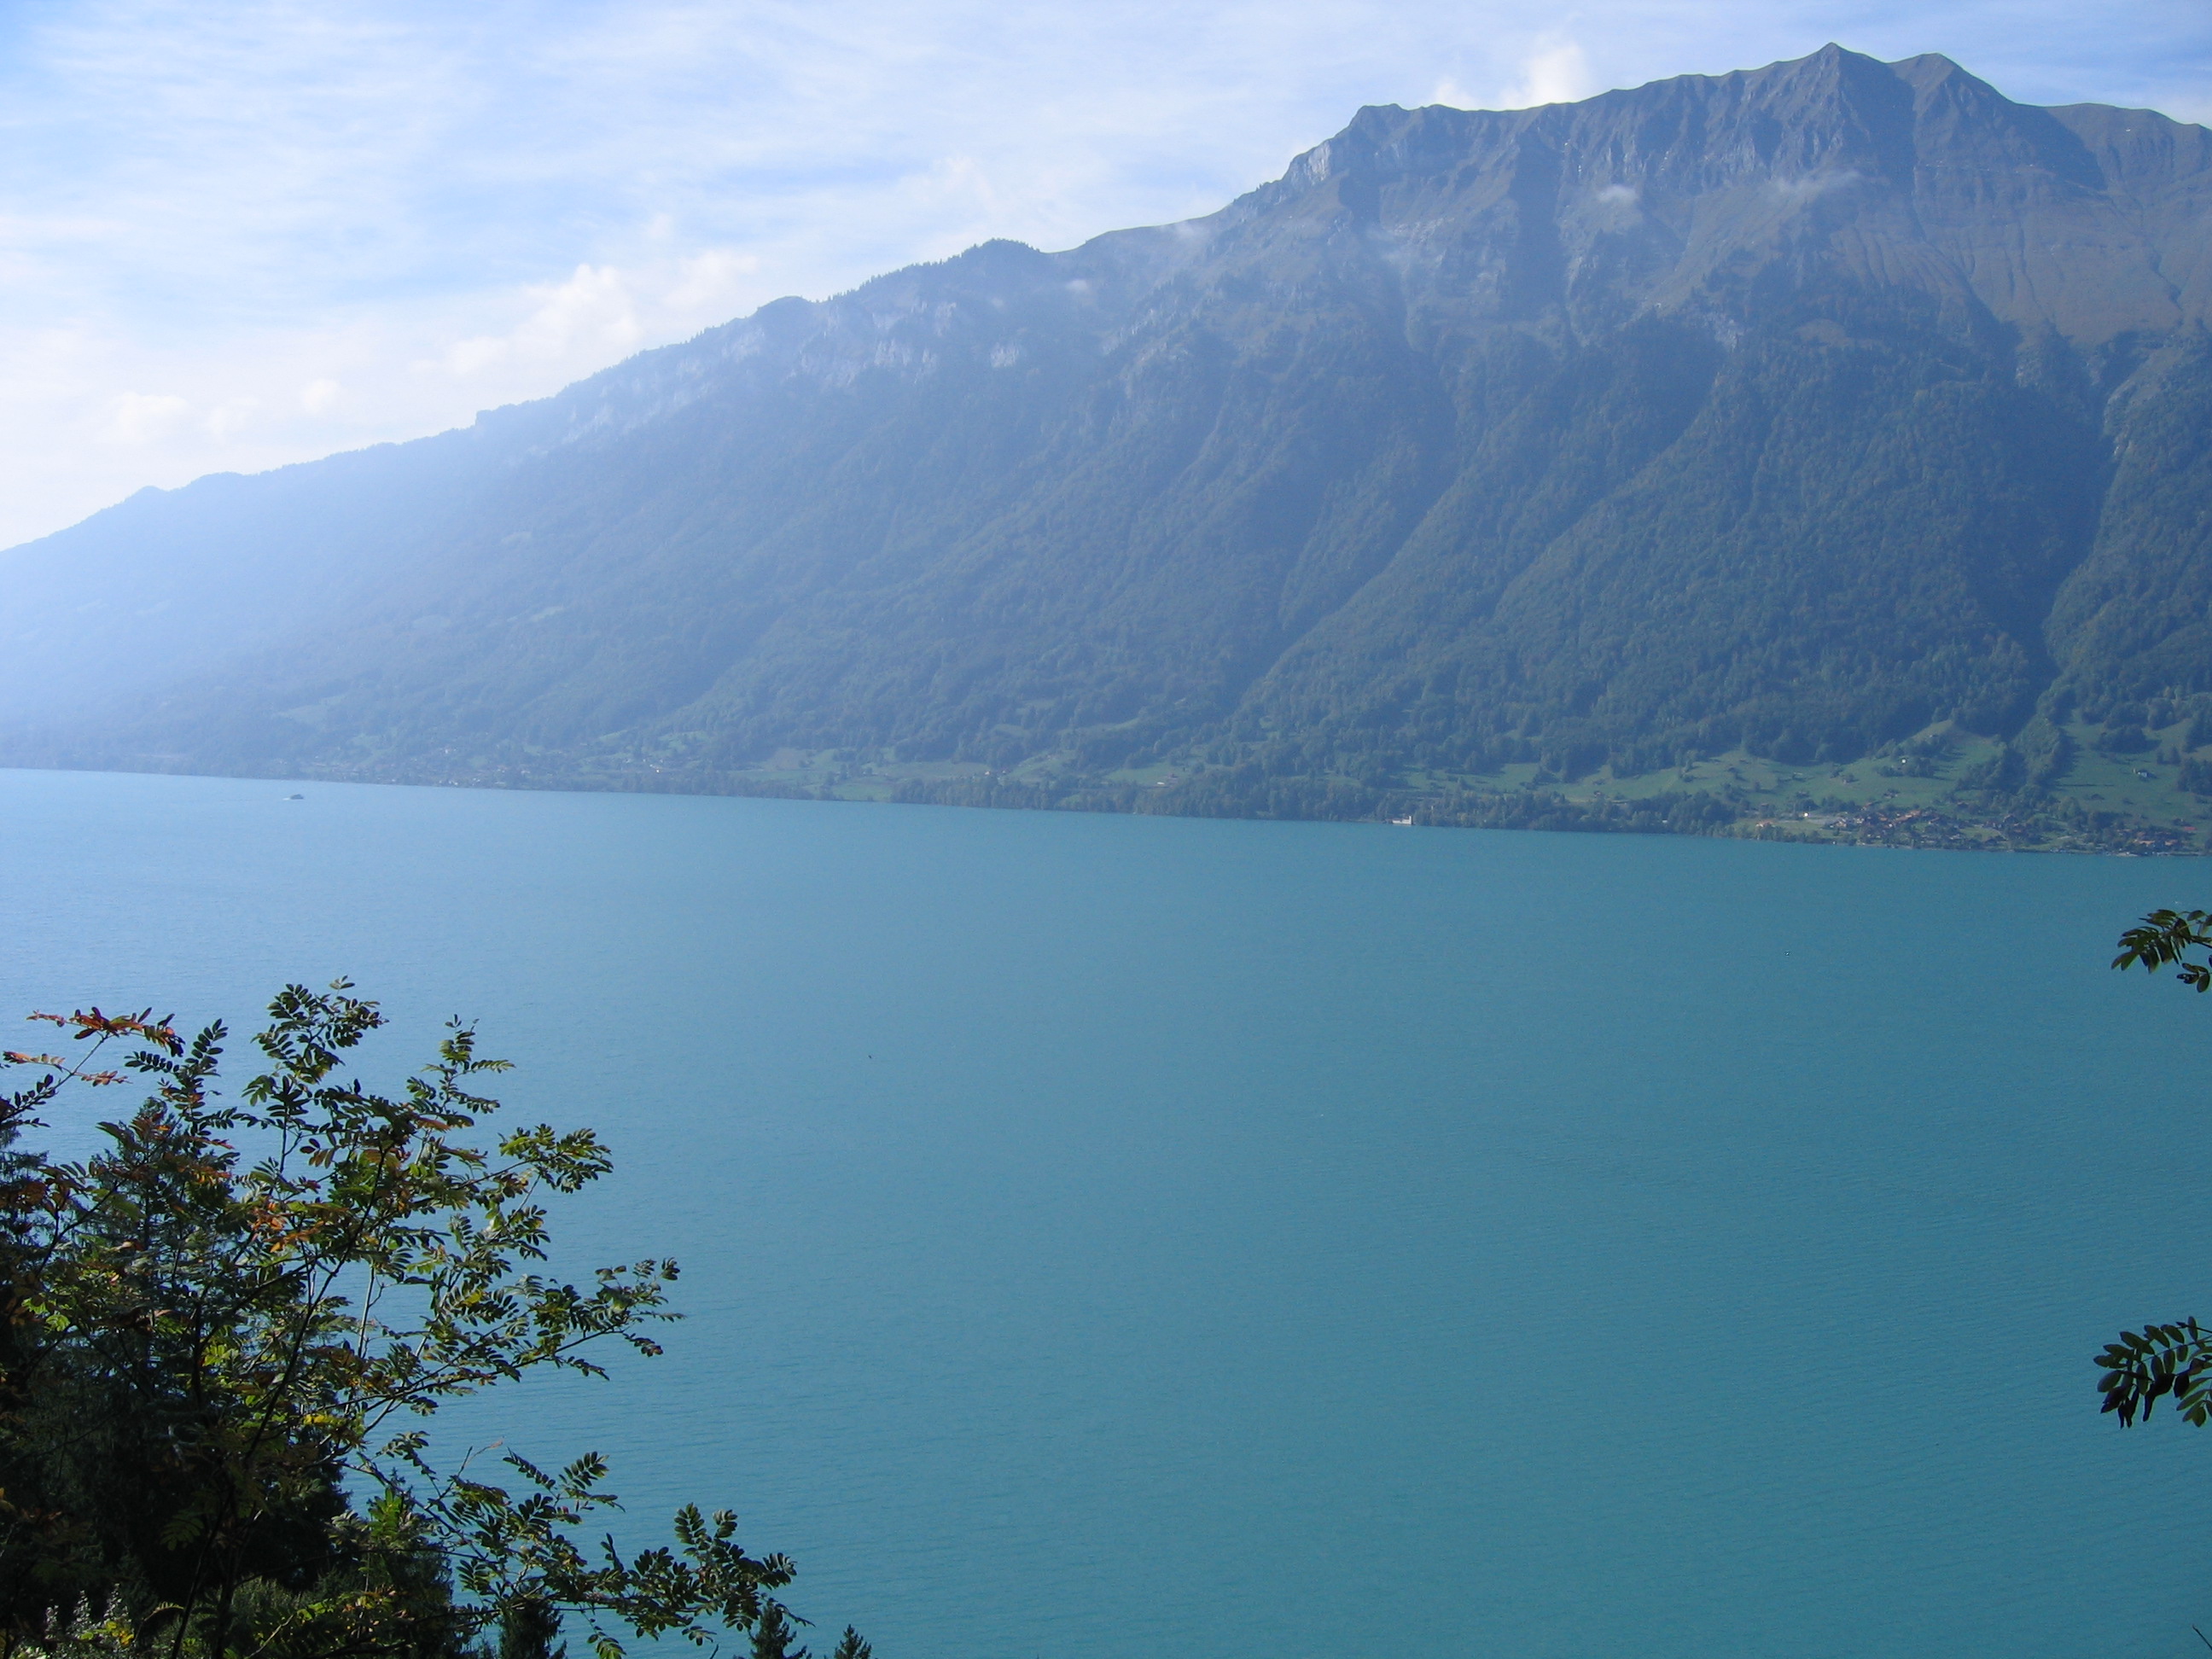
[6,766,2212,1657]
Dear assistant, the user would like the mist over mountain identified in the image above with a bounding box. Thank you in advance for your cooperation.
[9,44,2212,847]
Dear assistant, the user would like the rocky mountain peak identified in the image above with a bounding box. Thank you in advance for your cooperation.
[1234,46,2212,346]
[8,49,2212,860]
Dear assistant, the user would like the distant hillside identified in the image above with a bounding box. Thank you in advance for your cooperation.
[9,44,2212,852]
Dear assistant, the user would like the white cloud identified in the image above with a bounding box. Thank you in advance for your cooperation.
[200,396,259,440]
[427,253,780,381]
[1768,168,1866,200]
[438,265,642,377]
[1505,38,1595,107]
[0,0,2204,547]
[100,392,189,445]
[663,250,762,316]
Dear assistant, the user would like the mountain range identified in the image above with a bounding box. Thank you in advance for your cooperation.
[9,44,2212,849]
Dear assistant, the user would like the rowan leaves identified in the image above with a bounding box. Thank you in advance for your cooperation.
[0,981,847,1659]
[2099,914,2212,1447]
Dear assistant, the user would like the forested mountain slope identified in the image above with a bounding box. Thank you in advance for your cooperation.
[8,45,2212,849]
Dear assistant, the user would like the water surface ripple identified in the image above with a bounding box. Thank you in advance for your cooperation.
[3,769,2208,1656]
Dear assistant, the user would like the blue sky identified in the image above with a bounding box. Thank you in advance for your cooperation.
[1,0,2205,550]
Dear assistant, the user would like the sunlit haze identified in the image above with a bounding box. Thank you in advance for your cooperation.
[1,0,2205,550]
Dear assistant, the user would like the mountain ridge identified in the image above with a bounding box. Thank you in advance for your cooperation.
[9,45,2212,853]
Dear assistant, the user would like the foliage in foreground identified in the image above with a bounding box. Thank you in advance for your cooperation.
[0,984,868,1659]
[2095,912,2212,1429]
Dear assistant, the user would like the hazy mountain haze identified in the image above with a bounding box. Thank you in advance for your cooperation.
[8,44,2212,856]
[13,18,2212,1656]
[1,1,2204,550]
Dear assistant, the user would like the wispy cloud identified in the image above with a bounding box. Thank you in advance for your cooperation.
[1505,37,1596,108]
[99,392,190,446]
[437,266,642,378]
[0,0,2206,546]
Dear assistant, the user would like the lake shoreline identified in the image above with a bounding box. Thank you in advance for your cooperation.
[17,754,2206,857]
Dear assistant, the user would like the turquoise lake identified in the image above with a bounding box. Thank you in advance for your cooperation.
[8,765,2212,1657]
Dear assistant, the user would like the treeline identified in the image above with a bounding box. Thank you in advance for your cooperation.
[27,297,2212,834]
[885,770,1745,838]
